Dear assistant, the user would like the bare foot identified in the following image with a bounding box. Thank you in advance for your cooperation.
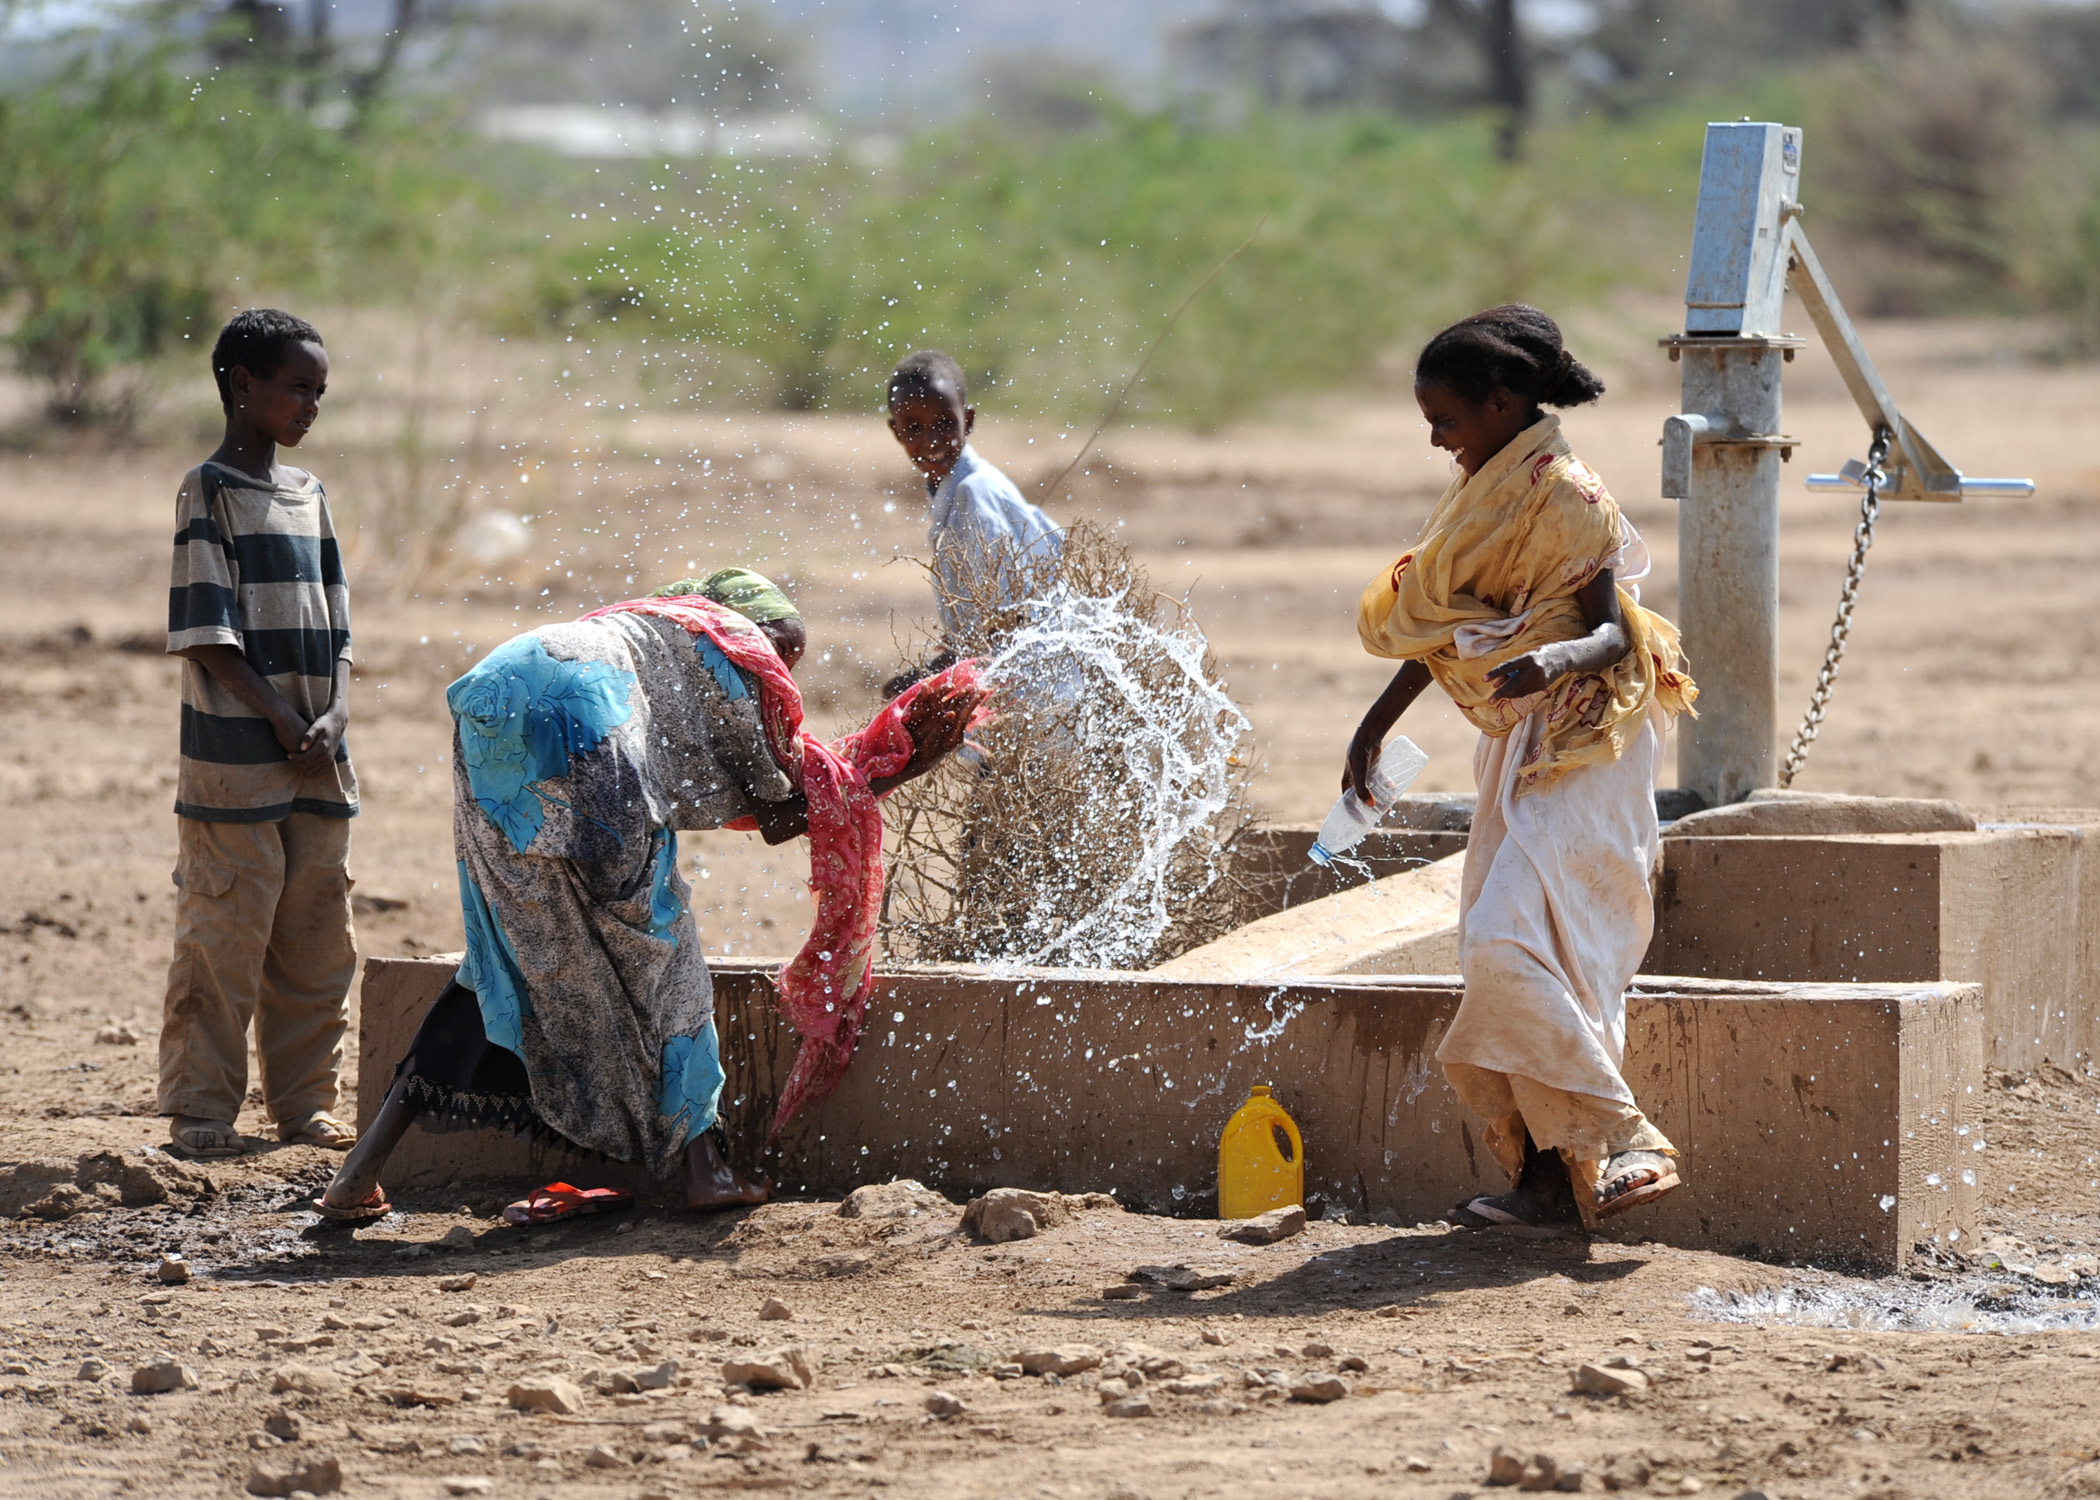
[685,1128,770,1212]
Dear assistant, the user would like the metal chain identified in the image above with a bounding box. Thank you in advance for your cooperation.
[1778,426,1892,788]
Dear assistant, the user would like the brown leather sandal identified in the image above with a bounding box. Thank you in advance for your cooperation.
[1593,1150,1681,1221]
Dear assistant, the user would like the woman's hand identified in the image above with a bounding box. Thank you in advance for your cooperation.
[1342,660,1434,802]
[1486,645,1564,702]
[868,673,992,796]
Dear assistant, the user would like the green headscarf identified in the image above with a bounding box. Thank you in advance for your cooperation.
[652,567,800,625]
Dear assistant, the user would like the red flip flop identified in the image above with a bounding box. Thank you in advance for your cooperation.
[310,1187,393,1222]
[502,1182,634,1226]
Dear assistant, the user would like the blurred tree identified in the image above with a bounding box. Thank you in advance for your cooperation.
[190,0,453,127]
[0,55,250,423]
[1169,1,1414,114]
[468,0,808,114]
[1426,0,1527,160]
[1574,0,1925,105]
[0,20,446,427]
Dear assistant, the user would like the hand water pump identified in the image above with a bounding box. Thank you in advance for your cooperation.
[1662,121,2033,808]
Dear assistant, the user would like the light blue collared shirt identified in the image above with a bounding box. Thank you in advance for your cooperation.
[927,445,1063,640]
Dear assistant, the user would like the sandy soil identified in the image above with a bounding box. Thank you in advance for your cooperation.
[2,303,2098,1496]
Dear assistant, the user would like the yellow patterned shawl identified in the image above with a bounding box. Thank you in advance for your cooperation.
[1357,416,1697,795]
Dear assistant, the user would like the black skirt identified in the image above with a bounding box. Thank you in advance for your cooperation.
[394,978,558,1143]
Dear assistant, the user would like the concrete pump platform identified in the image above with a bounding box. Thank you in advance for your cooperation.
[358,954,1979,1269]
[1650,819,2100,1071]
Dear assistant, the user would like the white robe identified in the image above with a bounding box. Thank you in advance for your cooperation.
[1434,519,1670,1140]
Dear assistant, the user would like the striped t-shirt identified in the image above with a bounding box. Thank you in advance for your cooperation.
[166,461,358,822]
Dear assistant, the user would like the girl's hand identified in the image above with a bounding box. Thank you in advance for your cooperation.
[1487,646,1564,702]
[1342,660,1434,802]
[1344,725,1382,804]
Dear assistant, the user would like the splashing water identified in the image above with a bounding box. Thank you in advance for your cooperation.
[978,586,1251,970]
[882,567,1254,972]
[1690,1271,2100,1336]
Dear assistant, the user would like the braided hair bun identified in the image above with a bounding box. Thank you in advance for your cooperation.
[1414,304,1605,409]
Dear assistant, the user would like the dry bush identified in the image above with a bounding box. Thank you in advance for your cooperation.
[880,520,1260,970]
[1812,23,2042,315]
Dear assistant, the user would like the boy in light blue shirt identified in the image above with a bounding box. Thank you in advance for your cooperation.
[884,350,1061,692]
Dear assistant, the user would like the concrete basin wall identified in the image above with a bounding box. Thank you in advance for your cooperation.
[357,956,1978,1269]
[1650,824,2100,1070]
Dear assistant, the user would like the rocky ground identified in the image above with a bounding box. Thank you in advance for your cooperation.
[0,1062,2095,1500]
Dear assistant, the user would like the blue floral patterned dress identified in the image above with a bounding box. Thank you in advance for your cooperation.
[402,610,795,1179]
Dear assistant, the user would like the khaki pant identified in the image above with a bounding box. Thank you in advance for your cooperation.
[158,814,357,1125]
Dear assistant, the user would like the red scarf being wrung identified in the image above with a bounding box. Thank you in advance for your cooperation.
[583,594,987,1137]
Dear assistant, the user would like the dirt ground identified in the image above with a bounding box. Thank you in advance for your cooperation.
[2,301,2099,1497]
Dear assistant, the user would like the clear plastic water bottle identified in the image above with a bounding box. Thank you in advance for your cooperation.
[1308,736,1428,867]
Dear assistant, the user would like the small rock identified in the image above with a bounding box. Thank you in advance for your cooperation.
[439,1226,475,1250]
[628,1360,679,1391]
[157,1253,192,1285]
[1102,1283,1144,1300]
[1131,1264,1236,1292]
[838,1179,947,1219]
[95,1020,143,1045]
[962,1187,1064,1243]
[1373,1304,1408,1319]
[265,1409,302,1442]
[1289,1374,1348,1403]
[131,1356,198,1395]
[1488,1447,1527,1485]
[505,1376,585,1415]
[1200,1328,1225,1346]
[1572,1362,1648,1396]
[584,1444,623,1469]
[721,1347,813,1391]
[442,1482,493,1498]
[1216,1205,1307,1245]
[1339,1355,1368,1372]
[1163,1374,1226,1395]
[243,1455,341,1497]
[701,1405,766,1445]
[437,1273,478,1292]
[1102,1393,1154,1418]
[447,1435,486,1456]
[1018,1344,1102,1377]
[1300,1341,1334,1358]
[76,1356,111,1381]
[125,1415,152,1435]
[1403,1455,1432,1473]
[924,1389,966,1417]
[758,1297,793,1321]
[441,1306,483,1328]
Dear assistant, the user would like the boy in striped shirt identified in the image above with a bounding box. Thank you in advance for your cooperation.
[160,309,359,1159]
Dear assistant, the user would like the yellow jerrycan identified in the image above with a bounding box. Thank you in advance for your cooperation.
[1217,1085,1304,1218]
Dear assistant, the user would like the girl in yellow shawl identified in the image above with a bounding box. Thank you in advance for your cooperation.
[1348,305,1698,1231]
